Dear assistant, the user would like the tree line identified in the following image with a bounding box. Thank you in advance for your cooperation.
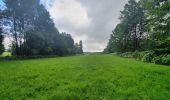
[105,0,170,65]
[105,0,170,53]
[0,0,83,56]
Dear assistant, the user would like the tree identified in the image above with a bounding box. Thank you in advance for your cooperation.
[105,0,146,53]
[74,40,83,54]
[2,0,68,56]
[2,0,39,55]
[145,0,170,49]
[105,23,127,53]
[59,32,75,55]
[0,9,5,55]
[22,3,61,56]
[0,28,5,54]
[1,0,82,56]
[79,40,83,54]
[75,43,79,54]
[120,0,146,51]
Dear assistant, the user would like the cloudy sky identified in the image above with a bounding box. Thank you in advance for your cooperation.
[46,0,128,52]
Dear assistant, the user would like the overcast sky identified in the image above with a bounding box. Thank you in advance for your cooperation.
[41,0,128,52]
[2,0,128,52]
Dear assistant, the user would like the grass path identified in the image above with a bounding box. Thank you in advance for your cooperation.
[0,55,170,99]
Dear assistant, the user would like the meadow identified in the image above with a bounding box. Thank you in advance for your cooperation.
[0,54,170,100]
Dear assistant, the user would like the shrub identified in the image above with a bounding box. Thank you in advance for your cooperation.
[132,51,139,59]
[152,56,162,64]
[151,55,170,65]
[119,50,170,65]
[154,49,170,56]
[161,57,170,65]
[166,54,170,58]
[120,52,133,58]
[142,51,155,63]
[132,51,149,60]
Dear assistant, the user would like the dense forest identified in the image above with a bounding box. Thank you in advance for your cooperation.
[105,0,170,65]
[0,0,83,56]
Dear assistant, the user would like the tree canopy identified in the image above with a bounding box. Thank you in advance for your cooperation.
[0,0,83,56]
[105,0,170,54]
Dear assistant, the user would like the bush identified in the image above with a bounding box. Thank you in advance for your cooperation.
[161,57,170,65]
[132,51,139,59]
[132,51,148,60]
[152,56,162,64]
[154,49,170,56]
[119,50,170,65]
[151,55,170,65]
[120,52,133,58]
[166,54,170,58]
[142,51,155,63]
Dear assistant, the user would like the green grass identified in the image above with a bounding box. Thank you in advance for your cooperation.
[0,55,170,100]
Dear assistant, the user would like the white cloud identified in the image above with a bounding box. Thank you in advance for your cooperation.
[47,0,93,51]
[43,0,127,52]
[49,0,91,32]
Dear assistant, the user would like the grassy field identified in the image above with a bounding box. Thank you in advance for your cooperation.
[0,55,170,100]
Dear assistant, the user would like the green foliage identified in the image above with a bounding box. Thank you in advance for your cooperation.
[0,45,4,55]
[141,51,155,63]
[120,51,148,61]
[120,52,133,58]
[2,52,11,57]
[132,51,148,60]
[105,0,146,53]
[154,49,170,56]
[120,50,170,65]
[0,28,4,55]
[75,40,84,54]
[161,56,170,65]
[105,0,170,66]
[152,56,162,64]
[79,40,83,54]
[1,0,81,56]
[132,51,140,59]
[0,55,170,99]
[59,32,76,55]
[152,55,170,65]
[145,0,170,41]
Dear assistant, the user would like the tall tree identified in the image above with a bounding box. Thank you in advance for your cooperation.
[145,0,170,49]
[59,32,75,55]
[120,0,145,51]
[0,28,4,54]
[3,0,19,55]
[0,9,5,54]
[75,43,79,54]
[1,0,82,56]
[105,0,146,53]
[2,0,61,56]
[74,40,83,54]
[22,3,61,56]
[79,40,83,54]
[105,23,127,53]
[2,0,41,55]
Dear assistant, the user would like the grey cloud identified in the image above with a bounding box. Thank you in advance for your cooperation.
[75,0,128,51]
[46,0,128,52]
